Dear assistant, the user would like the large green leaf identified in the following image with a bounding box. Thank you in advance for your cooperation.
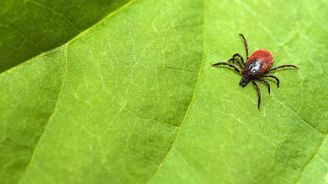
[1,0,327,184]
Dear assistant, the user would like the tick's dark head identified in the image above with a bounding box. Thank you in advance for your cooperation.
[239,73,251,87]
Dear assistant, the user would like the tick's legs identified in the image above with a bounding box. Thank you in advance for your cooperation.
[268,64,298,72]
[257,78,270,94]
[228,53,245,69]
[228,58,242,69]
[212,62,241,73]
[239,33,249,58]
[262,75,280,87]
[252,80,261,110]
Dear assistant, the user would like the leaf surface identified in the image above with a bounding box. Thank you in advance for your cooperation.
[0,0,130,71]
[0,0,327,184]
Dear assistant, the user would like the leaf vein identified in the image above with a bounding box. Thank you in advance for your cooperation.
[271,96,324,135]
[0,0,136,75]
[17,44,69,184]
[25,0,79,31]
[0,23,42,51]
[293,135,327,183]
[144,1,206,182]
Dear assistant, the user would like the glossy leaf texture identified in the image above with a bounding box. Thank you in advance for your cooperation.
[0,0,327,184]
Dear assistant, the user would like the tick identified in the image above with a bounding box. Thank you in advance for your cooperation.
[212,33,298,110]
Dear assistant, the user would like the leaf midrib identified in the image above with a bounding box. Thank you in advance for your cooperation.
[16,1,136,183]
[144,0,207,182]
[17,44,69,184]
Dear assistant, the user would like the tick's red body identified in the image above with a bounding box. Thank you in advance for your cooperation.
[212,34,298,110]
[240,49,273,86]
[247,49,273,75]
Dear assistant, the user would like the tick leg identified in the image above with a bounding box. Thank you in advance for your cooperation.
[228,58,243,69]
[228,53,245,68]
[233,53,245,65]
[212,62,241,74]
[257,78,270,94]
[252,80,261,110]
[269,64,298,72]
[262,75,280,87]
[239,33,249,59]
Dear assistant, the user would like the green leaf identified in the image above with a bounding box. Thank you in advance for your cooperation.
[0,0,327,184]
[0,0,130,72]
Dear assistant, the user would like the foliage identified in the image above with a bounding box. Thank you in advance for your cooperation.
[0,0,327,183]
